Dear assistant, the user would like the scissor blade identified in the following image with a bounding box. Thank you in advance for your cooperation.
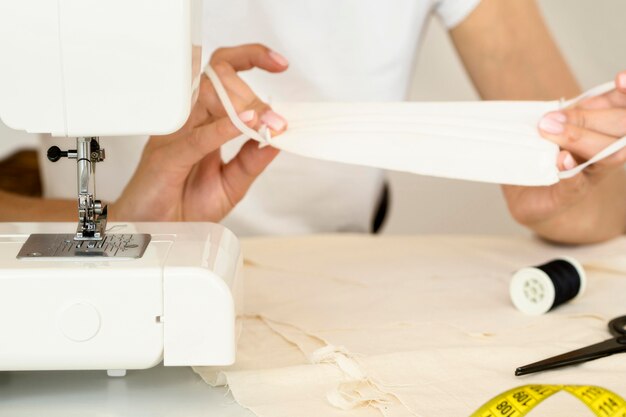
[516,336,626,376]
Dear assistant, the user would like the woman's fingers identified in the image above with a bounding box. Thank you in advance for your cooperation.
[210,44,289,73]
[199,44,289,121]
[196,66,257,115]
[554,151,588,206]
[543,108,626,138]
[174,105,287,171]
[184,98,211,130]
[578,71,626,110]
[538,103,626,173]
[619,72,626,93]
[196,64,288,141]
[551,168,589,209]
[556,149,577,171]
[220,139,281,208]
[166,110,259,170]
[539,113,618,160]
[193,44,290,139]
[200,43,289,115]
[197,61,284,124]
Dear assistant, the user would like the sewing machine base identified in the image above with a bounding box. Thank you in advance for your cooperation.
[0,222,242,372]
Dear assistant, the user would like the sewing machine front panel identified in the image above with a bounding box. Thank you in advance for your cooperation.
[0,222,241,371]
[0,238,170,370]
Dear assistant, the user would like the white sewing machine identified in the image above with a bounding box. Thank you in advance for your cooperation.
[0,0,242,376]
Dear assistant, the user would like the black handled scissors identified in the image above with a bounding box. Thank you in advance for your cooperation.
[516,315,626,376]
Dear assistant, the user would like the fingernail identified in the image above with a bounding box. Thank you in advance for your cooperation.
[268,50,289,67]
[563,153,577,170]
[539,115,565,134]
[261,110,287,131]
[238,110,255,123]
[545,111,567,123]
[618,73,626,90]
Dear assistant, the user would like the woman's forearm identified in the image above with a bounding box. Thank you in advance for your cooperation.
[0,190,75,221]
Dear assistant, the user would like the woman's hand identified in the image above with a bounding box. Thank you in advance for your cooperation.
[110,44,289,222]
[503,71,626,244]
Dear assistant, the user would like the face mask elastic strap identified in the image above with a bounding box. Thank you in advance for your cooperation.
[558,136,626,180]
[560,81,616,109]
[203,64,271,145]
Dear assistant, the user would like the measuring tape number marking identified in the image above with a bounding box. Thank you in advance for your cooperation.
[471,385,626,417]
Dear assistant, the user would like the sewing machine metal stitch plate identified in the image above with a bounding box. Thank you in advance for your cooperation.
[17,233,151,259]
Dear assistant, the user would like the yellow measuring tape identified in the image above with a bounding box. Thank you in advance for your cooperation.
[471,385,626,417]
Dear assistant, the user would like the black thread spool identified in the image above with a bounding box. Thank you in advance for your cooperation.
[510,257,586,315]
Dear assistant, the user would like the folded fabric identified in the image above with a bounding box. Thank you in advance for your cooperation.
[194,235,626,417]
[205,65,624,186]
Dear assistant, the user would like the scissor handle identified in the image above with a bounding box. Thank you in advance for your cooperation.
[609,316,626,337]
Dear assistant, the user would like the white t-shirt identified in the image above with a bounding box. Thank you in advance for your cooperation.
[40,0,481,236]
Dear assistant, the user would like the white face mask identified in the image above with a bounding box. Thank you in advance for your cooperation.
[205,66,624,186]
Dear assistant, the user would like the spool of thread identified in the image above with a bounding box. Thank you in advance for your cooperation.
[510,257,586,315]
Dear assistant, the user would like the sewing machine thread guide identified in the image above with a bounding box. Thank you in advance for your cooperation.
[16,233,151,259]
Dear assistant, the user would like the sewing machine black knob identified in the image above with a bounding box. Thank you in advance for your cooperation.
[47,146,65,162]
[47,146,77,162]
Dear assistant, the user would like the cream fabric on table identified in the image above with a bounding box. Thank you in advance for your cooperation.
[195,235,626,417]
